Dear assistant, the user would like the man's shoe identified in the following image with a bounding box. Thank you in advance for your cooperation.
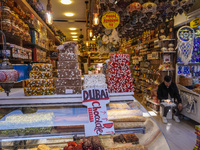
[174,116,180,123]
[162,117,168,124]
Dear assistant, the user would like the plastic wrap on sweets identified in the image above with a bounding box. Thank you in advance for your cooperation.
[106,54,134,93]
[24,63,55,96]
[0,112,54,136]
[194,125,200,150]
[56,42,82,94]
[83,74,107,89]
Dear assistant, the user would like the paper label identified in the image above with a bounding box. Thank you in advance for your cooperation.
[82,88,115,137]
[65,89,73,94]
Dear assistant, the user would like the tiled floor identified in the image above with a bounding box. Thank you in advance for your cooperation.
[134,93,199,150]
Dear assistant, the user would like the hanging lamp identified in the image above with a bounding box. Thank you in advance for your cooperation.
[46,0,53,25]
[0,30,19,96]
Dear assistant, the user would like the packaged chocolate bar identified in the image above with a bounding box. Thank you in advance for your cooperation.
[29,71,53,79]
[57,61,78,69]
[32,63,52,71]
[56,86,82,94]
[57,69,81,78]
[26,79,54,87]
[56,78,82,86]
[24,87,55,96]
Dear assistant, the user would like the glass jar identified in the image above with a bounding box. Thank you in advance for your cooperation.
[2,19,12,32]
[18,19,23,27]
[15,25,20,36]
[1,6,11,20]
[7,0,14,8]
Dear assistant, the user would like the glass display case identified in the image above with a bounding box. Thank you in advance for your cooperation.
[0,88,170,150]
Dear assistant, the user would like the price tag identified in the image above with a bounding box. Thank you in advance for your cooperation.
[65,89,73,94]
[82,88,115,137]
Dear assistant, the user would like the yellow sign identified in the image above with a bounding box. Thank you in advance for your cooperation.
[190,18,200,28]
[101,11,120,29]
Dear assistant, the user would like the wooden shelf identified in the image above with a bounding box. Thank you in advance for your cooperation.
[161,51,176,54]
[16,0,62,45]
[90,57,109,60]
[133,38,158,48]
[146,99,160,106]
[147,106,159,113]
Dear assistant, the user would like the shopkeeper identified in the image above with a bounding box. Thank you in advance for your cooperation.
[157,75,183,124]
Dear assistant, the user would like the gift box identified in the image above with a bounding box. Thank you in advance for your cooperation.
[58,53,78,61]
[109,54,130,62]
[26,79,54,87]
[57,69,81,78]
[107,69,131,78]
[24,87,55,96]
[32,63,52,71]
[56,78,82,86]
[108,61,129,70]
[29,71,53,79]
[56,86,82,94]
[57,61,79,69]
[57,42,77,53]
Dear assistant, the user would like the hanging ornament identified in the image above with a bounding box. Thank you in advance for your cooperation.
[177,26,195,65]
[129,2,141,13]
[142,2,157,18]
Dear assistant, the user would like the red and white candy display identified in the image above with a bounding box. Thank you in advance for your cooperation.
[106,54,134,93]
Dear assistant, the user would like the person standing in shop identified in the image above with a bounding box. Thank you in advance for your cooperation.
[157,75,183,124]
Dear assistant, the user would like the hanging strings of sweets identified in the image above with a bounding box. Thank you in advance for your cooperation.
[93,0,195,38]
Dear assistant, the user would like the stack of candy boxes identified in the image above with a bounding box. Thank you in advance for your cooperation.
[24,63,55,96]
[56,42,82,94]
[107,54,134,93]
[194,125,200,150]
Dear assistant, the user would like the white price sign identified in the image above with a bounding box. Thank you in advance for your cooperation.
[82,88,115,137]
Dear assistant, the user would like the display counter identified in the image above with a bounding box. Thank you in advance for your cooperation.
[177,84,200,123]
[0,88,170,150]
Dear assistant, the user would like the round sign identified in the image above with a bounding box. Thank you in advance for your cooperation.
[101,11,120,29]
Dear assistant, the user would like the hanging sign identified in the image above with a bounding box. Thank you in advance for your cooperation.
[102,11,120,29]
[190,18,200,28]
[82,88,115,137]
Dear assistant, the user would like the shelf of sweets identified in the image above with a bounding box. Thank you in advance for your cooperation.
[15,0,61,45]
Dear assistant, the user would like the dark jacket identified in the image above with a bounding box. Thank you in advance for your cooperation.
[157,82,182,104]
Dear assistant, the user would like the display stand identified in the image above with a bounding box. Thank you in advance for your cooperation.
[0,89,170,150]
[177,84,200,123]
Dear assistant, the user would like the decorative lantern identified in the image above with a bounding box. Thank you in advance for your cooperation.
[0,31,19,96]
[142,2,157,18]
[129,2,141,13]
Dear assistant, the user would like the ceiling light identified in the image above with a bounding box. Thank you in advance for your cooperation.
[61,0,72,5]
[73,39,78,41]
[92,38,95,41]
[72,36,78,38]
[69,28,77,31]
[64,13,74,17]
[71,32,77,35]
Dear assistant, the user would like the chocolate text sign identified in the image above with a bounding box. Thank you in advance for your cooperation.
[82,88,115,137]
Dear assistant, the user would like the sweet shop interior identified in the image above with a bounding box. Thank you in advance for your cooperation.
[0,0,200,150]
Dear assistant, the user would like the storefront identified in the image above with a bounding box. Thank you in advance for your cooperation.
[0,0,200,149]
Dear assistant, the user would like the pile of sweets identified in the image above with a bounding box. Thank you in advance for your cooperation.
[24,63,55,96]
[194,125,200,150]
[83,74,107,89]
[18,144,61,150]
[0,112,54,136]
[56,42,82,94]
[106,54,134,93]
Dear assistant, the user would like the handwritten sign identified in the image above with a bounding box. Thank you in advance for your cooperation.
[102,11,120,29]
[82,88,115,137]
